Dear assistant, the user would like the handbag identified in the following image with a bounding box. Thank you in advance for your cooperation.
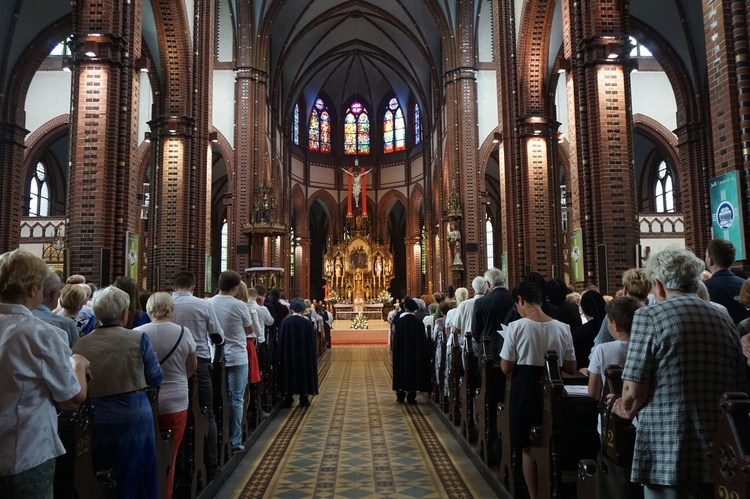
[159,326,184,364]
[595,395,643,499]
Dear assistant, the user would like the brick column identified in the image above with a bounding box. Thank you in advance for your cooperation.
[562,0,638,293]
[191,0,216,287]
[494,0,523,286]
[148,116,196,290]
[68,0,142,285]
[295,237,311,298]
[702,0,750,261]
[442,0,482,282]
[405,237,421,296]
[0,123,28,252]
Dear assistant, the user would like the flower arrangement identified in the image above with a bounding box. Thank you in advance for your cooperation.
[376,290,393,303]
[326,290,341,304]
[351,312,369,330]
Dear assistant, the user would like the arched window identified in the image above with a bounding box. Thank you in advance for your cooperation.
[220,219,228,272]
[292,104,299,145]
[629,36,653,57]
[50,37,71,56]
[290,227,295,278]
[414,103,422,145]
[485,216,494,269]
[344,101,370,155]
[421,225,426,275]
[29,162,50,217]
[654,161,674,213]
[383,98,406,153]
[308,98,331,153]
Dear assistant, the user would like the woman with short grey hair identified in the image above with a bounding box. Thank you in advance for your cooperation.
[73,285,163,498]
[91,286,131,325]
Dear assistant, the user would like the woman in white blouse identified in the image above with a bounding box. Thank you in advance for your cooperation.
[500,282,576,499]
[136,292,197,499]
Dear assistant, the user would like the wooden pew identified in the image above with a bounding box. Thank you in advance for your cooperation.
[497,371,525,497]
[177,374,209,497]
[212,355,233,465]
[147,387,174,499]
[528,351,599,499]
[576,365,641,499]
[709,392,750,499]
[448,339,463,426]
[476,336,503,466]
[427,325,440,404]
[55,403,116,499]
[460,331,478,442]
[433,322,449,411]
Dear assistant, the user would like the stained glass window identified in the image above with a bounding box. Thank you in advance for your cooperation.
[308,98,331,153]
[384,98,405,153]
[29,162,49,217]
[654,161,674,213]
[344,101,370,155]
[414,103,422,145]
[292,104,299,145]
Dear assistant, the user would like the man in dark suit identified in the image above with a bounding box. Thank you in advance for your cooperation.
[471,267,515,360]
[704,239,750,324]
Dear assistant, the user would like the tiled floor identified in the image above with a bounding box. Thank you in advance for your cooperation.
[217,347,497,498]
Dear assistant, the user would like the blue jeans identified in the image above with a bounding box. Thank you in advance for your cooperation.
[226,364,248,447]
[197,360,218,467]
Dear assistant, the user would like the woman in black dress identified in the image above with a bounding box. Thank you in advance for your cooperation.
[572,290,607,368]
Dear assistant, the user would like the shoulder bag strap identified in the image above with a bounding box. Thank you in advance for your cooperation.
[159,326,184,364]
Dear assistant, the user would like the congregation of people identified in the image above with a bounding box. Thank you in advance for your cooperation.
[0,249,325,499]
[390,239,750,499]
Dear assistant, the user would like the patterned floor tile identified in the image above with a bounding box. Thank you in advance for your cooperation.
[224,347,497,498]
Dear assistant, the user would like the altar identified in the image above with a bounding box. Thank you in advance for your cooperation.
[324,213,392,305]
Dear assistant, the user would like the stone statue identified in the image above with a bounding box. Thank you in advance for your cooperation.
[447,221,463,266]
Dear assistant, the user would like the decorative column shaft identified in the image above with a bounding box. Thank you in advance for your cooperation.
[0,123,28,252]
[68,0,142,285]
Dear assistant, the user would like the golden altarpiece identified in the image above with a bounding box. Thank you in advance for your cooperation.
[324,212,393,308]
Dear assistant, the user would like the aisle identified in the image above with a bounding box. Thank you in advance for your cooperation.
[216,346,496,498]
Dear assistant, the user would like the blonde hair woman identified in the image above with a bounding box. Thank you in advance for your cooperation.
[135,292,196,499]
[237,281,261,385]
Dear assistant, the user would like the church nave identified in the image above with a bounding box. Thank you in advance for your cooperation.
[217,347,498,498]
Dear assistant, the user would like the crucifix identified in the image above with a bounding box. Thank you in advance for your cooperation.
[342,158,372,211]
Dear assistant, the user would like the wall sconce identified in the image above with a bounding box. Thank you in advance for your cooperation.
[61,57,72,72]
[492,131,502,144]
[209,131,219,143]
[557,131,565,143]
[606,42,619,60]
[558,58,571,74]
[630,59,640,74]
[83,41,97,58]
[135,55,150,73]
[144,132,151,143]
[532,123,543,136]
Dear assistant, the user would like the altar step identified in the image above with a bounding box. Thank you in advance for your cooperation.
[330,319,390,345]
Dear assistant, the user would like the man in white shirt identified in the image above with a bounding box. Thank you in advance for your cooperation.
[208,271,252,453]
[170,271,224,477]
[248,287,274,375]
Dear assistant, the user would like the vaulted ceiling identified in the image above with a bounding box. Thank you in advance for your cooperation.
[0,0,711,128]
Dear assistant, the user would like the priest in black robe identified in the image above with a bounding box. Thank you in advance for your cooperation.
[278,299,319,408]
[392,297,430,404]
